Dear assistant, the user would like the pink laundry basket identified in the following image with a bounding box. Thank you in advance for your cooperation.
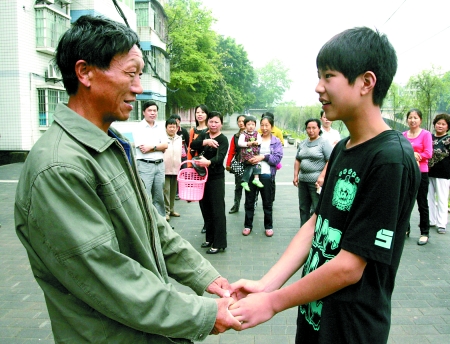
[177,160,208,201]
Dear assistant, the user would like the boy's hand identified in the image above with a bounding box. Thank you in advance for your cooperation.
[230,279,264,300]
[228,292,276,330]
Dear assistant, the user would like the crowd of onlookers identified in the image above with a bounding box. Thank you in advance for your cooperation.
[141,104,450,251]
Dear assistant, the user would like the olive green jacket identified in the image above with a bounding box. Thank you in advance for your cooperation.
[15,104,218,343]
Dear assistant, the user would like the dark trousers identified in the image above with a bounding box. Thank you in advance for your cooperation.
[242,164,261,183]
[233,174,243,207]
[298,181,319,227]
[244,174,273,230]
[417,172,430,236]
[199,178,227,248]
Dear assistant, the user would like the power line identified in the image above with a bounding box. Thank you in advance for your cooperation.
[383,0,407,25]
[400,25,450,55]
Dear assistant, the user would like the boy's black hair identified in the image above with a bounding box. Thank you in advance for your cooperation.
[316,27,397,107]
[244,115,257,126]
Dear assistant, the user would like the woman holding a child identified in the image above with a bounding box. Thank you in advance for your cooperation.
[242,115,283,237]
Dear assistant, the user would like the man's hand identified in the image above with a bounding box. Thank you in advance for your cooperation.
[206,276,232,298]
[211,298,242,334]
[230,279,264,301]
[228,292,276,330]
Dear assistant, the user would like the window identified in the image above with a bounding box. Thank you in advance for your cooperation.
[136,1,167,41]
[38,88,68,127]
[143,48,170,82]
[136,2,152,27]
[35,6,70,53]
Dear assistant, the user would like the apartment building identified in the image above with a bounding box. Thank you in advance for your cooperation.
[0,0,169,159]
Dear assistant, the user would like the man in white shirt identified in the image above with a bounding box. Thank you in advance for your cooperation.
[135,101,168,217]
[320,110,341,146]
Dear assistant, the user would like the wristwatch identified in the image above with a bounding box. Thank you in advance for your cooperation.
[153,145,157,152]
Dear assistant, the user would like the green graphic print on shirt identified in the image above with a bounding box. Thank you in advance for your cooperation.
[299,168,360,331]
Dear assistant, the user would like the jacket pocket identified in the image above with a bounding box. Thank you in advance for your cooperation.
[96,172,134,210]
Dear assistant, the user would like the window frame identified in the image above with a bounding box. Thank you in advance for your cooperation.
[37,87,68,127]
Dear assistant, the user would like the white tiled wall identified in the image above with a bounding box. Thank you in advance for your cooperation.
[0,0,165,152]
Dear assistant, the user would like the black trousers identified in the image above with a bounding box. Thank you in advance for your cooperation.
[199,177,227,248]
[417,172,430,236]
[244,174,274,230]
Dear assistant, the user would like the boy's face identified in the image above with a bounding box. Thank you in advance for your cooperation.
[245,121,256,132]
[315,69,361,122]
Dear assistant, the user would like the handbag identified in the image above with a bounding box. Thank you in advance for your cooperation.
[230,135,245,176]
[191,156,207,177]
[230,157,245,176]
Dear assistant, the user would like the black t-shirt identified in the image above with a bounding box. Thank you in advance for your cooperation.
[296,130,420,344]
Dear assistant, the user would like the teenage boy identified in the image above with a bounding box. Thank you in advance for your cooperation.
[229,27,421,343]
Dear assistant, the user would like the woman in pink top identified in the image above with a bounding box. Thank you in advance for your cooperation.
[403,108,433,245]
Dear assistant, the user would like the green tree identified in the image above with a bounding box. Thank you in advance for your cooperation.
[437,71,450,113]
[251,59,292,108]
[206,36,255,114]
[407,68,443,130]
[165,0,219,111]
[383,82,412,131]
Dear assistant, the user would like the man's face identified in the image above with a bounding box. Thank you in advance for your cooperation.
[89,45,144,124]
[320,113,332,128]
[143,105,158,124]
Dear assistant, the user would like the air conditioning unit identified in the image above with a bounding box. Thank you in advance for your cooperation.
[60,0,72,4]
[46,64,61,80]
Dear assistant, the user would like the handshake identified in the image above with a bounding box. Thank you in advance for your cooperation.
[207,276,277,335]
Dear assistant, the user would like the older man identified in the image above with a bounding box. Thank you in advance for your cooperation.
[14,15,240,343]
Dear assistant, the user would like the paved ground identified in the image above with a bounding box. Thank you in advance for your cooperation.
[1,130,450,343]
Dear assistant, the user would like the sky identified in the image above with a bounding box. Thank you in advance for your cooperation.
[200,0,450,106]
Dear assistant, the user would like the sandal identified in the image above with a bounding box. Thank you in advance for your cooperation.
[417,235,429,245]
[242,228,252,236]
[265,229,274,237]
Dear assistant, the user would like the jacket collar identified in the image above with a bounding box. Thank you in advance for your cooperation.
[53,103,117,153]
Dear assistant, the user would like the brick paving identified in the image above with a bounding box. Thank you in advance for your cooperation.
[1,130,450,343]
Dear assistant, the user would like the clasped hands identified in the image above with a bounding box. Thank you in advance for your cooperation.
[207,277,276,335]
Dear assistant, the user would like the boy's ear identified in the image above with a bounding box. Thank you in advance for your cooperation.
[360,71,376,96]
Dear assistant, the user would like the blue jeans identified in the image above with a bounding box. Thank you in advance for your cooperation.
[242,164,261,184]
[137,160,165,217]
[298,181,319,227]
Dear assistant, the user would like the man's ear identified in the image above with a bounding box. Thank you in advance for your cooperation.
[74,60,91,88]
[361,71,376,96]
